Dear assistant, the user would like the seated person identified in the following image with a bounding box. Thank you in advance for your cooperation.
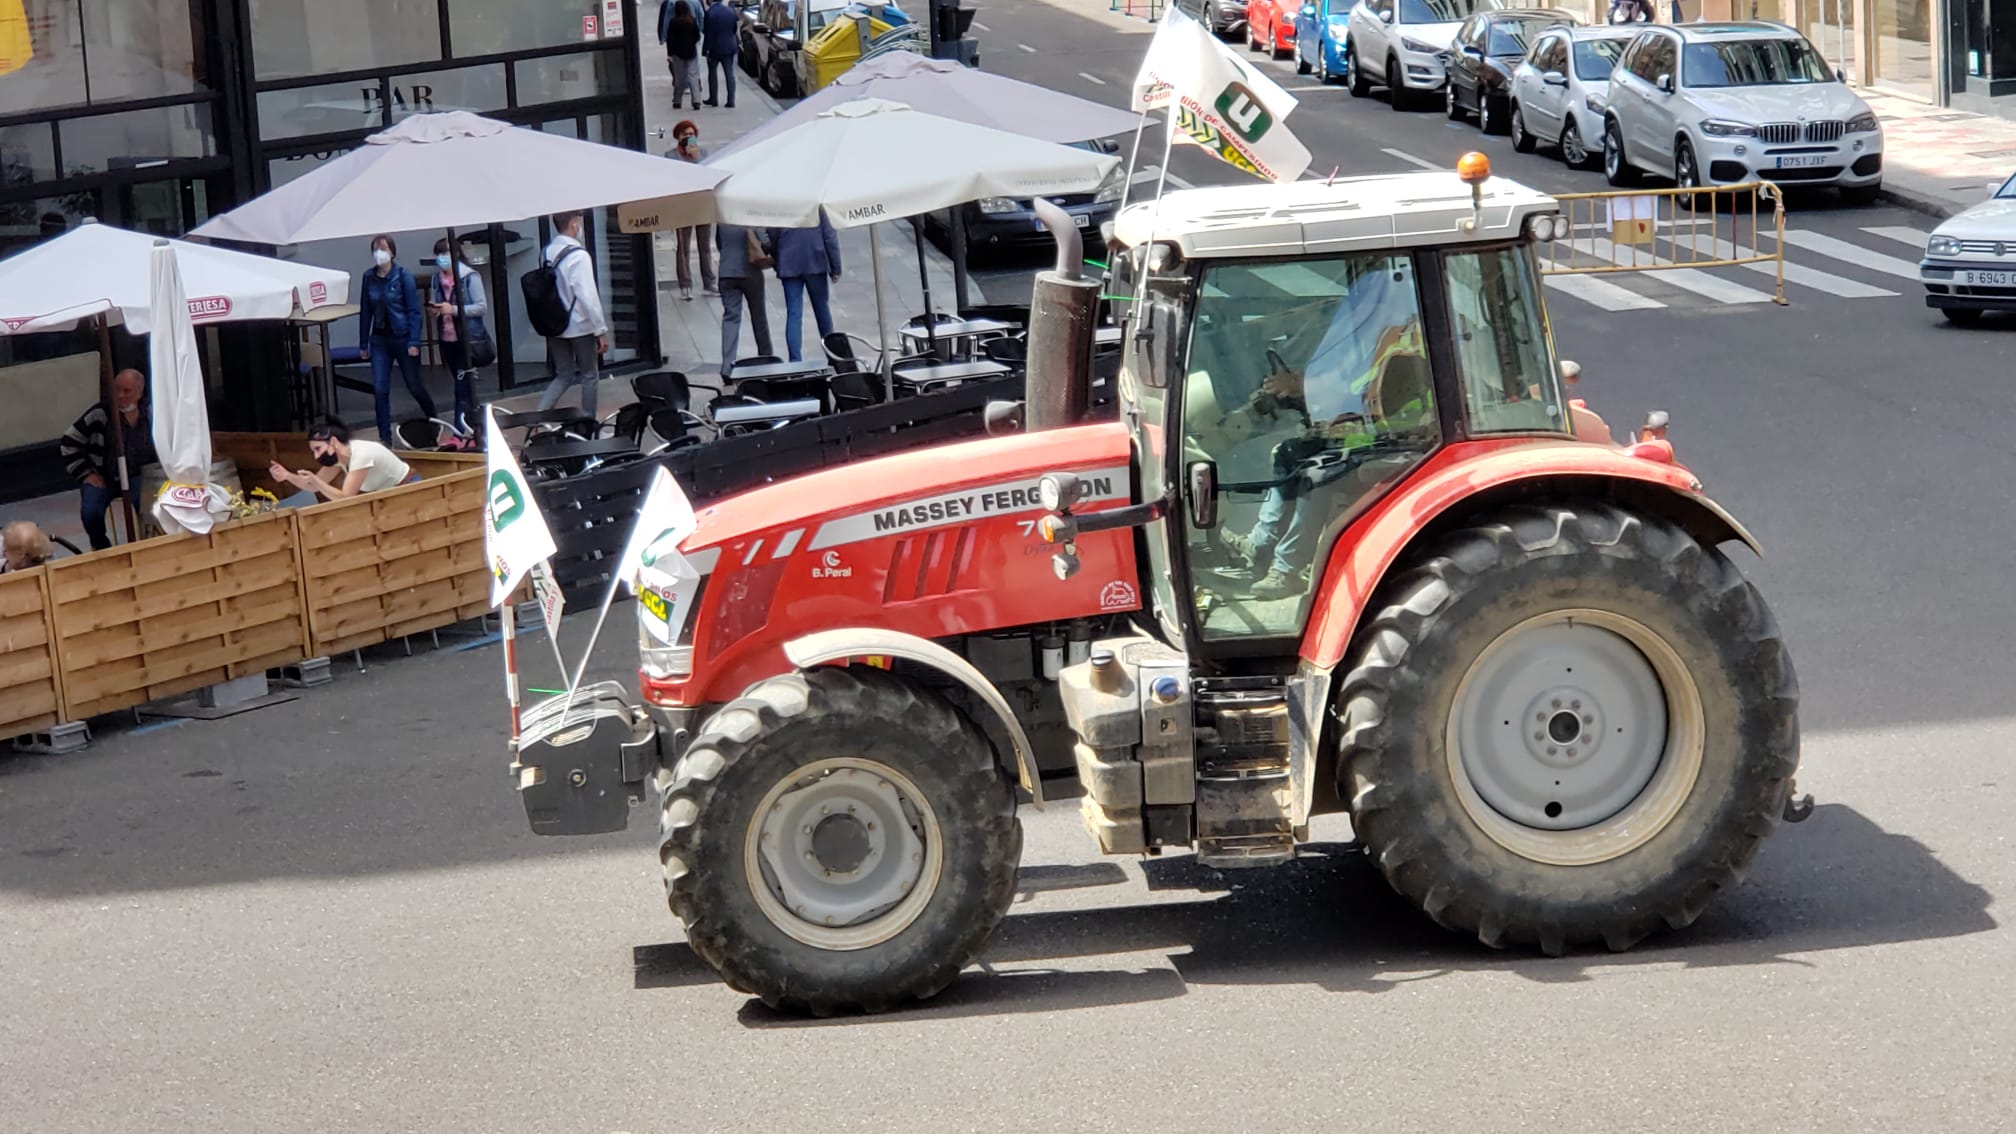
[1,521,53,573]
[270,420,417,508]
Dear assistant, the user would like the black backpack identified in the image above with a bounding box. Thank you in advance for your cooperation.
[519,245,586,337]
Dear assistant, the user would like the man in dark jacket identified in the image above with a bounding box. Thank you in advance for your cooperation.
[701,0,740,108]
[58,369,155,550]
[768,219,843,363]
[715,224,773,377]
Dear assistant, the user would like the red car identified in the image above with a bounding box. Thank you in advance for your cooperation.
[1246,0,1296,59]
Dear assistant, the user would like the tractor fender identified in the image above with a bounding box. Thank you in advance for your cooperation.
[782,628,1044,810]
[1299,442,1764,672]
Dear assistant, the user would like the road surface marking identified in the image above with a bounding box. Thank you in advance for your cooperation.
[1017,43,1035,52]
[1782,230,1922,280]
[971,20,989,30]
[1380,147,1439,170]
[1864,225,1930,249]
[1577,237,1777,304]
[1544,273,1665,311]
[1690,235,1898,297]
[1080,72,1107,85]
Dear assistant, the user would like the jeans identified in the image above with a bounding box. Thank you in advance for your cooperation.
[781,274,835,363]
[538,333,602,418]
[438,339,478,431]
[79,480,141,550]
[676,224,717,292]
[368,334,437,442]
[706,53,736,105]
[718,274,772,376]
[669,53,702,107]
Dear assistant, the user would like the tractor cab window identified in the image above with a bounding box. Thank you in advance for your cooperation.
[1443,244,1566,435]
[1179,253,1438,642]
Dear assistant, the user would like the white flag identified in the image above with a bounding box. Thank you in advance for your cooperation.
[615,466,698,595]
[1132,7,1311,183]
[483,407,558,608]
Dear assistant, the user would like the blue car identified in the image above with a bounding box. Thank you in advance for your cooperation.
[1292,0,1349,85]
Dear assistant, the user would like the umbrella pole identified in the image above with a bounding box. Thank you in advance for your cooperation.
[98,317,136,544]
[950,211,972,313]
[871,223,893,401]
[913,221,938,355]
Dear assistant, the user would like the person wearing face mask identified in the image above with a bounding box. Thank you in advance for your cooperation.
[668,121,716,302]
[59,368,156,550]
[357,234,438,444]
[535,211,611,419]
[269,420,417,508]
[428,238,488,434]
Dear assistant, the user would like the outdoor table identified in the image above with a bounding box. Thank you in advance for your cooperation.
[900,317,1019,360]
[521,435,637,471]
[728,359,836,409]
[892,358,1013,394]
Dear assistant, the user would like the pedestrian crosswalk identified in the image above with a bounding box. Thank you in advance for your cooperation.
[1540,223,1925,313]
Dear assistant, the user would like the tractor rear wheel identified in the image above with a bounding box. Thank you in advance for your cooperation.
[1338,502,1798,955]
[660,666,1021,1014]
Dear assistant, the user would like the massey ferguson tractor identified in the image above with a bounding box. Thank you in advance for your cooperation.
[511,154,1802,1015]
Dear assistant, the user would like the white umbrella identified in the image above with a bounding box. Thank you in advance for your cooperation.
[0,220,348,336]
[147,240,231,537]
[190,111,728,246]
[708,98,1119,388]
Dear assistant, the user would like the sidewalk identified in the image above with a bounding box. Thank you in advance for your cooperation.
[635,40,979,378]
[1861,89,2016,219]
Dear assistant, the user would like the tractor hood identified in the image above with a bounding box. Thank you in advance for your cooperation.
[683,421,1133,555]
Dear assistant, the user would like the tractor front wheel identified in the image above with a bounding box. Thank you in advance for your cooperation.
[660,666,1022,1014]
[1339,502,1798,954]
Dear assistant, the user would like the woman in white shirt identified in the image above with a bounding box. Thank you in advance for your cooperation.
[272,420,416,507]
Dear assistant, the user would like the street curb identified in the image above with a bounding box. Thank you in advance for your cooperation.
[1876,182,1963,222]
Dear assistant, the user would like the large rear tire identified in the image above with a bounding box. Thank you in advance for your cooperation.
[660,667,1022,1014]
[1338,502,1799,955]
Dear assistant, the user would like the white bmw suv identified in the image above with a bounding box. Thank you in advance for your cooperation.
[1601,22,1884,205]
[1348,0,1509,110]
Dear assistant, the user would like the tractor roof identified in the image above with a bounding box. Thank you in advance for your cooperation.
[1112,171,1558,260]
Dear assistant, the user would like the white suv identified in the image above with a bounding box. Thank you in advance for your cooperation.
[1348,0,1509,111]
[1601,22,1884,205]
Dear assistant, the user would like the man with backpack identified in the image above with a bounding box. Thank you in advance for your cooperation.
[527,210,609,418]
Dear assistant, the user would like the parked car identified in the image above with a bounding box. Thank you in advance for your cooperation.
[1602,22,1883,205]
[1444,8,1576,135]
[1507,24,1635,166]
[1175,0,1249,38]
[924,140,1125,257]
[1918,170,2016,325]
[1348,0,1514,110]
[1248,0,1299,59]
[1293,0,1351,84]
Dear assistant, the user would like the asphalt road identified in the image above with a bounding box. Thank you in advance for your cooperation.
[7,5,2016,1131]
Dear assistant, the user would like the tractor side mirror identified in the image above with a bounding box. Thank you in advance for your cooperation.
[1186,460,1218,529]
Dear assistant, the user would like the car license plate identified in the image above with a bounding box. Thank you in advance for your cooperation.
[1963,269,2013,287]
[1775,154,1828,169]
[1075,213,1092,228]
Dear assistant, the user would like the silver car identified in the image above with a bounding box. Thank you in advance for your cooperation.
[1507,25,1637,169]
[1918,171,2016,326]
[1601,21,1884,205]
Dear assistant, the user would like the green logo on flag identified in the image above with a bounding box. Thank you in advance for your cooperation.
[488,471,526,530]
[1214,82,1272,142]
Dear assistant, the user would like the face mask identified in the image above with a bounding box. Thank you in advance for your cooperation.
[436,254,453,270]
[314,450,340,467]
[373,249,392,266]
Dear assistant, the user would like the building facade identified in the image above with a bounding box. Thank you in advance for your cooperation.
[0,0,652,497]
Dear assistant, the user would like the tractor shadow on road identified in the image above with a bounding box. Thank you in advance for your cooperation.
[706,803,1994,1026]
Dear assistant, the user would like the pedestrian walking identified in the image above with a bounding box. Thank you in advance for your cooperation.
[535,211,611,419]
[716,223,774,376]
[769,218,842,363]
[661,0,704,110]
[1607,0,1654,22]
[702,0,739,108]
[428,237,490,434]
[357,234,439,444]
[671,120,718,302]
[57,368,153,549]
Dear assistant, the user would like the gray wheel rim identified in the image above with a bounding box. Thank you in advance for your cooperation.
[744,756,944,950]
[1480,96,1491,131]
[1317,52,1327,82]
[1510,105,1522,144]
[1604,123,1621,178]
[1446,609,1705,866]
[1563,122,1587,166]
[1678,146,1698,193]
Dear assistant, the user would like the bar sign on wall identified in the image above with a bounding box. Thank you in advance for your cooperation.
[601,0,626,37]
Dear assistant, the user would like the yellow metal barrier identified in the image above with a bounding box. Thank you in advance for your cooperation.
[1538,182,1789,306]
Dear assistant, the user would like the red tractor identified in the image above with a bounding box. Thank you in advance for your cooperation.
[513,157,1802,1015]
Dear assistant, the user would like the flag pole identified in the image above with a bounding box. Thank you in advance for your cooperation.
[563,567,624,704]
[502,600,522,750]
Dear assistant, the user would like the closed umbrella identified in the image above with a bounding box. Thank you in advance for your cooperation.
[147,240,230,537]
[191,111,728,245]
[708,98,1118,394]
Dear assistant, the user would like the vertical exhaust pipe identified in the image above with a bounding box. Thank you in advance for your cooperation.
[1023,198,1099,432]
